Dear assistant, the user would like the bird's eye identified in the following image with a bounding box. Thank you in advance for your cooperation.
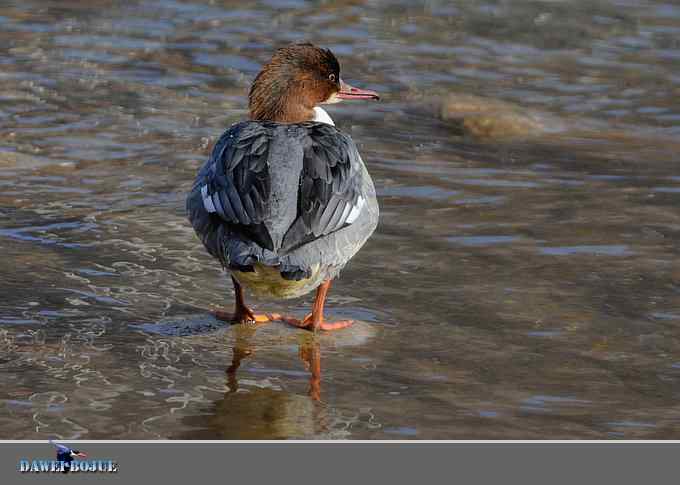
[328,73,336,82]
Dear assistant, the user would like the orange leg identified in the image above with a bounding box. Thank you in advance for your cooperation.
[214,276,282,324]
[282,280,353,332]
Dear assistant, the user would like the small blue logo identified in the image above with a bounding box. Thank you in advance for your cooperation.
[17,440,118,474]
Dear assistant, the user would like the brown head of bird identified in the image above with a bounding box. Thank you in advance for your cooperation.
[248,43,379,124]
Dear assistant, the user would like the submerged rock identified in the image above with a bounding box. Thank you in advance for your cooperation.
[440,93,558,139]
[131,312,378,347]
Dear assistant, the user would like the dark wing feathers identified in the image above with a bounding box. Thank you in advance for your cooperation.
[200,122,273,251]
[281,123,363,252]
[194,121,364,265]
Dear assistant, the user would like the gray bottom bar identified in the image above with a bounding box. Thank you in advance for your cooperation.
[1,443,673,484]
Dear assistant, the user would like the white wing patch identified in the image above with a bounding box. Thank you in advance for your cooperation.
[346,195,365,224]
[201,185,216,213]
[313,107,335,126]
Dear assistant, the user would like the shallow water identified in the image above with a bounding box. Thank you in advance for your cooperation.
[1,0,680,439]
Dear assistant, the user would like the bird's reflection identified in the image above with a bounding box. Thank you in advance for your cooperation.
[227,324,322,401]
[177,324,330,439]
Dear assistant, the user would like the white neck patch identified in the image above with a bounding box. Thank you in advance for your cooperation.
[312,107,335,126]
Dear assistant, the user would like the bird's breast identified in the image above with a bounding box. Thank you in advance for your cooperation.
[231,262,324,299]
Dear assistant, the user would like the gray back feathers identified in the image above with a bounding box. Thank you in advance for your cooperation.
[187,120,377,280]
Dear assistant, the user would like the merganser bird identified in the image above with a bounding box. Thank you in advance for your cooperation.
[187,43,379,331]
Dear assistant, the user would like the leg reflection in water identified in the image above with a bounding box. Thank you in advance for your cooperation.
[298,340,321,401]
[227,325,323,401]
[175,321,354,438]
